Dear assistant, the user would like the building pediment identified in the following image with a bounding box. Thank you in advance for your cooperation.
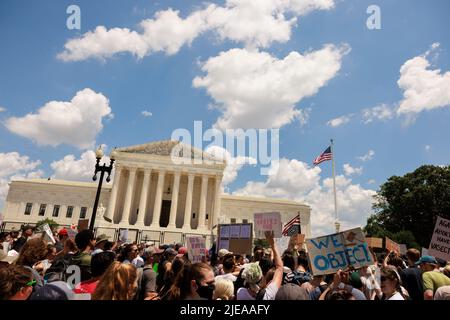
[116,140,221,163]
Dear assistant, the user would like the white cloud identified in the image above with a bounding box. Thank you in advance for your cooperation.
[234,158,376,236]
[193,45,349,129]
[367,179,376,185]
[0,106,6,112]
[0,152,43,206]
[0,152,41,177]
[296,108,311,127]
[58,1,336,61]
[397,43,450,115]
[327,114,352,127]
[142,110,153,117]
[343,163,362,176]
[205,145,256,187]
[362,103,395,123]
[5,88,112,149]
[425,145,431,151]
[51,150,112,182]
[357,150,375,162]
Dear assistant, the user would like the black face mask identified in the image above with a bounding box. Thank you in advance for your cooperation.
[196,283,215,300]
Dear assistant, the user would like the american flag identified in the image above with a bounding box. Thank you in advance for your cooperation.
[313,146,332,166]
[282,214,301,236]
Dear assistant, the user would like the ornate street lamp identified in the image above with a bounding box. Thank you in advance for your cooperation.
[89,146,116,231]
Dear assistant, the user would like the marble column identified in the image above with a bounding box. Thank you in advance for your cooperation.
[104,165,122,222]
[168,172,181,228]
[183,173,195,229]
[212,175,223,228]
[136,169,152,226]
[120,167,137,224]
[198,175,209,230]
[150,170,165,228]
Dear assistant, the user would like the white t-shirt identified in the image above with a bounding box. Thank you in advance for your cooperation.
[388,292,405,300]
[215,273,237,282]
[236,282,279,301]
[132,256,145,268]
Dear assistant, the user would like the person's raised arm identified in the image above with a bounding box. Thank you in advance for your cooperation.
[265,231,283,288]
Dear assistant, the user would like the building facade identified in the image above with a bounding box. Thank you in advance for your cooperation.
[2,141,311,246]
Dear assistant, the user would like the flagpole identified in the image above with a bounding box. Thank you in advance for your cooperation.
[331,139,339,233]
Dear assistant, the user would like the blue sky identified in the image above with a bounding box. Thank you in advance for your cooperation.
[0,0,449,235]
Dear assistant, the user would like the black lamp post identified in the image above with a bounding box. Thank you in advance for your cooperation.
[89,146,116,231]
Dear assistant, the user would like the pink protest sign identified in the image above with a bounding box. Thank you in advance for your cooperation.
[254,212,282,239]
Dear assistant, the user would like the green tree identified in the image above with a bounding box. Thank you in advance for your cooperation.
[364,165,450,248]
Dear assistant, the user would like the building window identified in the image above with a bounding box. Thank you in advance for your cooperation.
[242,219,248,224]
[230,218,236,224]
[192,212,196,219]
[80,207,87,219]
[66,206,74,218]
[38,204,47,216]
[206,214,209,220]
[52,205,60,217]
[24,203,33,216]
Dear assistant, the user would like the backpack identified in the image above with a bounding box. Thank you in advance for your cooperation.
[43,254,73,283]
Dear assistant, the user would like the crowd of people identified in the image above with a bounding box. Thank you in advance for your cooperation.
[1,225,450,301]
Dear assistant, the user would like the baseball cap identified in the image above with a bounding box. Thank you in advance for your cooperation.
[178,247,188,255]
[218,248,233,258]
[415,255,438,265]
[275,283,310,300]
[30,281,91,300]
[58,228,68,237]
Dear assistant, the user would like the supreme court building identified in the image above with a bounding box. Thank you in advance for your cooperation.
[1,141,311,246]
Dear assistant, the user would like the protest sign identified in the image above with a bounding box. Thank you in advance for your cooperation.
[385,237,400,254]
[428,216,450,261]
[187,236,206,263]
[77,219,89,232]
[254,212,282,238]
[306,227,374,276]
[119,229,129,243]
[422,248,429,256]
[399,244,407,255]
[218,223,253,255]
[42,224,56,244]
[366,237,383,249]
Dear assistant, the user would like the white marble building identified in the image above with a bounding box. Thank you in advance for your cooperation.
[2,141,311,246]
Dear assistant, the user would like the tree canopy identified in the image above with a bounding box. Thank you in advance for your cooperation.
[364,165,450,248]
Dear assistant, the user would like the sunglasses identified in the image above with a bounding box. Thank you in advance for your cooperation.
[26,279,37,287]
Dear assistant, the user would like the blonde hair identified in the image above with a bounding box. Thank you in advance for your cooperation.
[213,278,234,300]
[92,261,138,300]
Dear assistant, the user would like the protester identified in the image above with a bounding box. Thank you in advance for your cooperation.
[167,262,215,300]
[399,248,424,300]
[434,285,450,300]
[132,245,145,267]
[12,225,34,253]
[213,278,235,300]
[379,266,406,300]
[141,247,160,300]
[31,281,90,300]
[275,283,310,300]
[73,251,116,294]
[91,261,138,300]
[0,265,34,300]
[215,254,238,282]
[417,255,450,300]
[14,237,48,288]
[237,231,283,300]
[156,248,177,291]
[118,243,139,264]
[55,228,68,252]
[72,229,96,282]
[92,234,110,255]
[284,252,312,285]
